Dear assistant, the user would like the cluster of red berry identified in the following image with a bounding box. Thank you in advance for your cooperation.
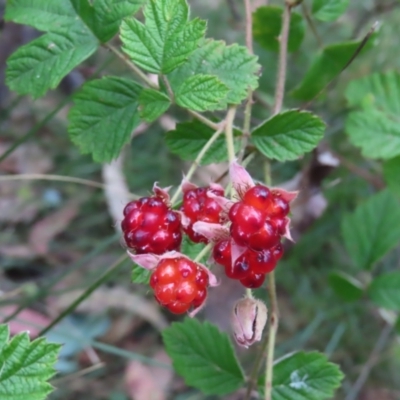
[121,163,294,314]
[212,186,289,289]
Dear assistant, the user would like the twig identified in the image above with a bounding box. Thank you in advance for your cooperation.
[225,106,237,165]
[264,271,279,400]
[301,1,323,47]
[170,123,226,204]
[345,323,393,400]
[103,43,158,89]
[272,2,291,115]
[187,110,220,130]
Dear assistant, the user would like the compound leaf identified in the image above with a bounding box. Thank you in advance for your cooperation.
[168,39,259,109]
[312,0,349,22]
[251,110,325,161]
[341,189,400,269]
[253,6,305,53]
[120,0,206,74]
[139,88,171,122]
[163,318,245,395]
[345,72,400,160]
[0,324,60,400]
[368,272,400,311]
[68,77,143,162]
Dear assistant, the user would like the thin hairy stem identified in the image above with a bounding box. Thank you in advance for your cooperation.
[170,123,226,204]
[273,2,291,115]
[194,243,213,262]
[104,43,158,89]
[225,106,237,165]
[188,110,220,130]
[301,2,323,47]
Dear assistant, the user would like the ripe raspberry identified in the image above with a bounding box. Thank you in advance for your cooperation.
[150,257,209,314]
[240,271,265,289]
[122,196,182,254]
[212,240,231,268]
[182,186,225,243]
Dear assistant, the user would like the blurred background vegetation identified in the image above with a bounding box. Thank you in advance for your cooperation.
[1,0,400,399]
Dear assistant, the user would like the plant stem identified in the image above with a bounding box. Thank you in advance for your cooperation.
[188,110,220,130]
[38,254,128,336]
[170,123,226,205]
[273,1,291,115]
[103,43,158,89]
[225,106,237,165]
[265,271,279,400]
[194,243,213,262]
[301,1,323,47]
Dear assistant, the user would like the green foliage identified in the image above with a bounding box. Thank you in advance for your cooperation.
[174,74,228,112]
[0,324,60,400]
[345,72,400,160]
[68,77,142,162]
[383,156,400,197]
[120,0,206,74]
[165,120,240,164]
[292,39,373,101]
[253,6,305,53]
[131,264,151,284]
[251,110,325,161]
[341,190,400,269]
[328,271,364,302]
[267,351,344,400]
[162,318,245,395]
[368,272,400,310]
[181,237,206,263]
[168,39,260,110]
[312,0,349,22]
[139,89,171,122]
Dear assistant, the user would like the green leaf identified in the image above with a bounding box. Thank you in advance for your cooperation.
[368,272,400,310]
[68,77,142,162]
[383,156,400,197]
[312,0,349,22]
[345,72,400,160]
[341,190,400,269]
[5,0,100,98]
[181,236,206,263]
[292,39,374,101]
[6,29,98,98]
[175,74,229,112]
[328,271,364,302]
[139,89,171,122]
[0,324,60,400]
[120,0,206,74]
[162,318,245,395]
[5,0,78,32]
[168,39,259,109]
[165,120,241,165]
[253,6,305,53]
[266,351,344,400]
[251,110,325,161]
[131,264,151,284]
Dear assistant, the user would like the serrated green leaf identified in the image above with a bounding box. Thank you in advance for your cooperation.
[120,0,206,74]
[292,39,375,101]
[168,39,259,109]
[251,110,325,161]
[6,28,98,98]
[131,264,151,284]
[0,324,60,400]
[368,272,400,310]
[165,120,241,165]
[68,77,142,162]
[263,351,343,400]
[181,236,206,263]
[383,156,400,197]
[253,6,305,53]
[139,88,171,122]
[5,0,78,32]
[341,190,400,269]
[162,318,245,395]
[175,74,229,112]
[345,72,400,160]
[312,0,349,22]
[328,271,364,302]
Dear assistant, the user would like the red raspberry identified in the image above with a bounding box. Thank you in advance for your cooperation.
[212,240,231,268]
[240,271,265,288]
[150,257,209,314]
[225,252,251,280]
[122,196,182,254]
[271,243,284,261]
[181,186,224,243]
[247,248,276,274]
